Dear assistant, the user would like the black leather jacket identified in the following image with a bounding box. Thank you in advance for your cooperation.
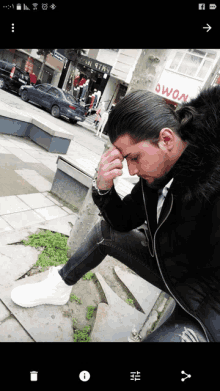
[92,139,220,342]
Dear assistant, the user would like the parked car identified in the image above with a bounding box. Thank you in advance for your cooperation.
[19,83,88,124]
[0,60,30,93]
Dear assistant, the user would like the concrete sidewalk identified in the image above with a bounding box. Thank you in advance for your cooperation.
[0,102,172,342]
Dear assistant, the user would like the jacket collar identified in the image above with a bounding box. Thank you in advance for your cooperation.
[166,140,220,204]
[141,138,220,231]
[169,86,220,204]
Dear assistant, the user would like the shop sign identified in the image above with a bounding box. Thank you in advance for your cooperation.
[154,70,201,103]
[155,83,189,103]
[78,56,112,75]
[53,50,66,63]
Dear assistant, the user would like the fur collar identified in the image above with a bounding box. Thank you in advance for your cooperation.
[164,86,220,204]
[168,142,220,203]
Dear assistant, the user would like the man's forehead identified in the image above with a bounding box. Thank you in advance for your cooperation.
[114,134,138,147]
[113,135,149,155]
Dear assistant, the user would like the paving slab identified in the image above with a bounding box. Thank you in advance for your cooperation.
[5,146,40,163]
[2,209,45,230]
[33,205,68,221]
[0,245,44,286]
[0,315,34,342]
[16,193,55,209]
[90,271,147,342]
[0,212,78,288]
[0,266,74,342]
[0,195,31,215]
[33,213,78,236]
[0,213,78,246]
[114,266,161,314]
[15,169,52,192]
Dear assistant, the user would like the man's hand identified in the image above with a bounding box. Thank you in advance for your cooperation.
[96,145,124,190]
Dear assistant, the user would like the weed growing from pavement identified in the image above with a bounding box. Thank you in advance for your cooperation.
[73,325,92,342]
[20,229,96,342]
[21,229,71,272]
[20,230,136,341]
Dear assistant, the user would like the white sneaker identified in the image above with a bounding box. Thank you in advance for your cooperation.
[11,266,73,308]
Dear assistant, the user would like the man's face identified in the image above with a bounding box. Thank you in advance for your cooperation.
[113,133,174,190]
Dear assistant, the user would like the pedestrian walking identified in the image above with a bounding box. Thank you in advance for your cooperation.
[11,86,220,342]
[93,107,101,129]
[96,111,109,138]
[93,102,105,130]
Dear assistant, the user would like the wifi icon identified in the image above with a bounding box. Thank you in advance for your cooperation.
[32,3,38,9]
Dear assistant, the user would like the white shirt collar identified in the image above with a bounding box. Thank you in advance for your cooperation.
[158,178,174,197]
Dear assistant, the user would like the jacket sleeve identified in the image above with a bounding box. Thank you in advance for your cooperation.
[92,179,146,232]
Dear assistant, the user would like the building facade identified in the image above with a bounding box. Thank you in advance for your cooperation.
[95,49,142,110]
[127,49,220,109]
[0,48,142,113]
[2,49,218,112]
[56,48,142,112]
[155,49,220,106]
[0,49,63,85]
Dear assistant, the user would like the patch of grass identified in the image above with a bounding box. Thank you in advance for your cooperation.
[125,292,135,307]
[73,325,92,342]
[20,230,97,342]
[82,272,95,280]
[86,306,96,320]
[20,229,71,272]
[70,294,82,304]
[126,298,134,305]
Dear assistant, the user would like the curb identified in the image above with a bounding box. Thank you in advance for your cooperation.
[77,121,109,141]
[128,291,176,342]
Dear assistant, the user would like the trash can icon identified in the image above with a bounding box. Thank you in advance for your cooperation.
[30,371,38,381]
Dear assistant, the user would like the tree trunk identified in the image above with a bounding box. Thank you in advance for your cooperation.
[58,59,69,89]
[38,54,47,81]
[67,138,112,259]
[62,61,74,92]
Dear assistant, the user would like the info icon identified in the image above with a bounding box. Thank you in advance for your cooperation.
[79,371,90,382]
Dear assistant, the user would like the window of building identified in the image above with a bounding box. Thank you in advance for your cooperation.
[167,49,217,80]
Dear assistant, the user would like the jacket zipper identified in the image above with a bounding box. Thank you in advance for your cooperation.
[153,193,210,342]
[141,178,155,257]
[137,178,210,342]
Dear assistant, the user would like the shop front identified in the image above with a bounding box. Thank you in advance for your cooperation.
[0,49,55,85]
[67,56,112,114]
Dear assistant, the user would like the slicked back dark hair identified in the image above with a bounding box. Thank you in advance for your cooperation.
[105,90,179,145]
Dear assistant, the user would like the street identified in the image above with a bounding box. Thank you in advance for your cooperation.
[0,88,106,156]
[0,87,134,181]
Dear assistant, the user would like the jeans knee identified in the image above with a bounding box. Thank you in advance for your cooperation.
[101,219,111,240]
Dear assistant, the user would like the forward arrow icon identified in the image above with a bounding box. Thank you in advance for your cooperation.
[203,23,212,32]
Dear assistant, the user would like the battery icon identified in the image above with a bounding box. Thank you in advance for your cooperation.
[16,3,22,9]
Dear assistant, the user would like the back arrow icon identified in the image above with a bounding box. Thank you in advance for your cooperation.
[203,23,212,32]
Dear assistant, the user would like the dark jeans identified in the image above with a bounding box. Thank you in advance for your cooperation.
[58,219,207,342]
